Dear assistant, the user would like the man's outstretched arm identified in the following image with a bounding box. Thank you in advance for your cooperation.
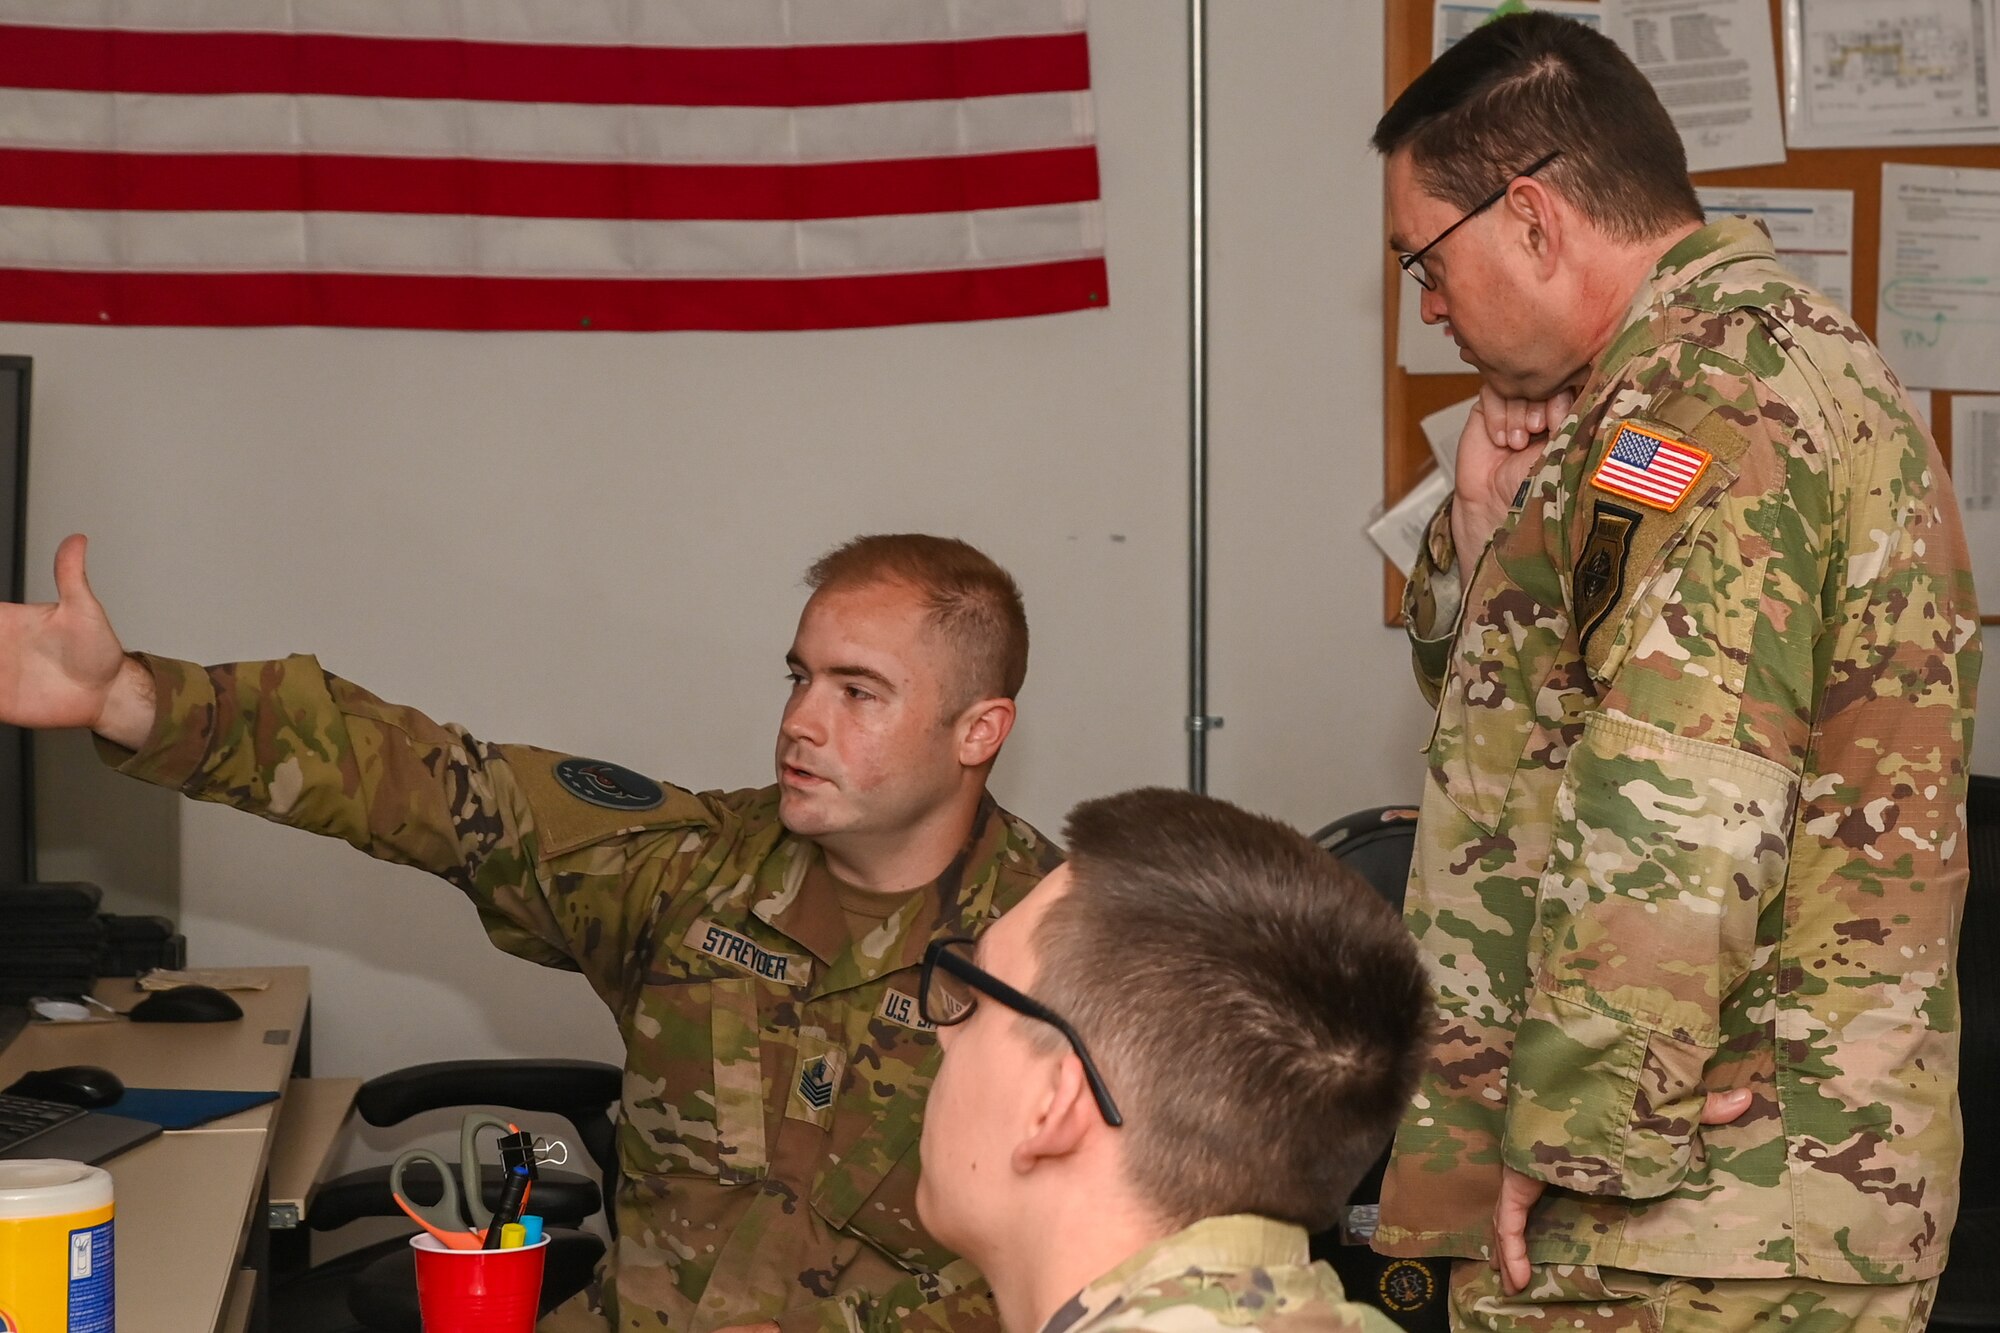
[0,533,156,749]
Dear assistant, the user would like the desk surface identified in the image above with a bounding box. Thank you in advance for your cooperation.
[0,968,313,1333]
[0,968,308,1093]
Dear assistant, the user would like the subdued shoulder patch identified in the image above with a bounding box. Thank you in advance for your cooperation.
[1589,421,1710,511]
[1575,502,1642,653]
[553,756,664,811]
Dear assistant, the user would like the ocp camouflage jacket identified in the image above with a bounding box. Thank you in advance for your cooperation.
[1376,219,1980,1282]
[104,653,1059,1332]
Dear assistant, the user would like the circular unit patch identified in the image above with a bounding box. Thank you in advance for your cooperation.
[1377,1258,1437,1314]
[553,757,665,811]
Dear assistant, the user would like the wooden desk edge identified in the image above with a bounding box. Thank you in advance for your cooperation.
[268,1076,362,1221]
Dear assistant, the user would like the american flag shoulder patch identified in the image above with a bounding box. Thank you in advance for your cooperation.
[1589,422,1712,511]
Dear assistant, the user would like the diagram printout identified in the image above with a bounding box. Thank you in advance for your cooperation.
[1877,163,2000,392]
[1785,0,2000,147]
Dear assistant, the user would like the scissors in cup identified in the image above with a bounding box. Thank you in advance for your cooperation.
[389,1112,535,1251]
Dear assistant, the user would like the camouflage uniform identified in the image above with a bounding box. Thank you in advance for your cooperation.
[1043,1215,1403,1333]
[1446,1257,1936,1332]
[1375,220,1981,1289]
[100,653,1060,1333]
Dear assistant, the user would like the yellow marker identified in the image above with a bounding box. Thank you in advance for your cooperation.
[500,1222,526,1249]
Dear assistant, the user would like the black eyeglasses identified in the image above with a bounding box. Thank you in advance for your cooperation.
[1398,150,1562,291]
[919,936,1123,1127]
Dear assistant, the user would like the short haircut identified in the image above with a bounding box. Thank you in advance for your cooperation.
[1032,788,1433,1232]
[1372,12,1701,242]
[804,534,1029,712]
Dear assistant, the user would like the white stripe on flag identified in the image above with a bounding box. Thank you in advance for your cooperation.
[0,202,1104,277]
[0,90,1095,164]
[1598,458,1697,503]
[0,0,1088,45]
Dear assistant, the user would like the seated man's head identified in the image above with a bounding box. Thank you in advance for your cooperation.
[916,787,1432,1316]
[776,534,1028,871]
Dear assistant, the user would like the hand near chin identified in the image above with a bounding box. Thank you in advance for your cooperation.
[1449,383,1577,571]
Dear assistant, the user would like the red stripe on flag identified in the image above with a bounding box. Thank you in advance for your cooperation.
[1596,463,1685,504]
[0,259,1110,330]
[0,24,1091,106]
[0,146,1101,220]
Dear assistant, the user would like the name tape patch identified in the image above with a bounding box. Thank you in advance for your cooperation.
[876,989,936,1033]
[684,919,809,988]
[1589,422,1710,512]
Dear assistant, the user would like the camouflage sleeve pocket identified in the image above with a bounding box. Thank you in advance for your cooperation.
[1404,495,1464,705]
[1502,708,1794,1198]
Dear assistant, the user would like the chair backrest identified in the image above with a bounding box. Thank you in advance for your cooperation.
[356,1057,623,1235]
[1958,775,2000,1211]
[1312,806,1421,911]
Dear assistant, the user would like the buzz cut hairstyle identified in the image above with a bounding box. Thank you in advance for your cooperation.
[1372,11,1702,243]
[1032,788,1434,1232]
[804,534,1029,711]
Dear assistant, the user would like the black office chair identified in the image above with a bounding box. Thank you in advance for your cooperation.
[1933,773,2000,1329]
[270,1058,622,1333]
[1309,805,1449,1333]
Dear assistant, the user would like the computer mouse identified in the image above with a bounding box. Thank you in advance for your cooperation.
[5,1064,126,1110]
[128,984,244,1023]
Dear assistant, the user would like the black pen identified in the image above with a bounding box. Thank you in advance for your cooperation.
[483,1160,534,1250]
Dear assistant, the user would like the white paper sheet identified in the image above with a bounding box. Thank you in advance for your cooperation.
[1604,0,1786,172]
[1696,186,1854,311]
[1421,396,1480,474]
[1878,164,2000,391]
[1950,395,2000,601]
[1953,396,2000,508]
[1368,469,1454,575]
[1434,0,1601,58]
[1783,0,2000,148]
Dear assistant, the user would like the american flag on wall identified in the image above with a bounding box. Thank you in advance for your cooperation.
[0,1,1107,331]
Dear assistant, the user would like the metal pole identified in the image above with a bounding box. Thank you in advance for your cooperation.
[1186,0,1220,790]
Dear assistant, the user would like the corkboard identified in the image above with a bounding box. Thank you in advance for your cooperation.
[1381,0,1998,622]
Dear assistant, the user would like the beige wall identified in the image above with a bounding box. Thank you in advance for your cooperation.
[5,2,1430,1088]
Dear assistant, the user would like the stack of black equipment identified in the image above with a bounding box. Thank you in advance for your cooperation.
[99,912,185,977]
[0,882,104,1003]
[0,883,186,1003]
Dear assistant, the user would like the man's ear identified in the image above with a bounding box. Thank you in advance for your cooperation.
[1010,1052,1097,1176]
[956,697,1016,769]
[1506,177,1563,275]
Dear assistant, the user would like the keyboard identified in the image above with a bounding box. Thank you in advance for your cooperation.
[0,1089,87,1154]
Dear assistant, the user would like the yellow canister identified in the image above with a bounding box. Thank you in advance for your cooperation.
[0,1159,115,1332]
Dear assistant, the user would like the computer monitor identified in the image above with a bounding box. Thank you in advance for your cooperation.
[0,357,33,886]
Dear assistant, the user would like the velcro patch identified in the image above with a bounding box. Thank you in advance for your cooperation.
[788,1037,846,1127]
[553,757,664,811]
[875,989,936,1033]
[1590,422,1710,511]
[1575,502,1642,653]
[684,919,810,989]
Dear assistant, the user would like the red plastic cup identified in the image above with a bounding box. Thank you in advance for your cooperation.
[410,1232,549,1333]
